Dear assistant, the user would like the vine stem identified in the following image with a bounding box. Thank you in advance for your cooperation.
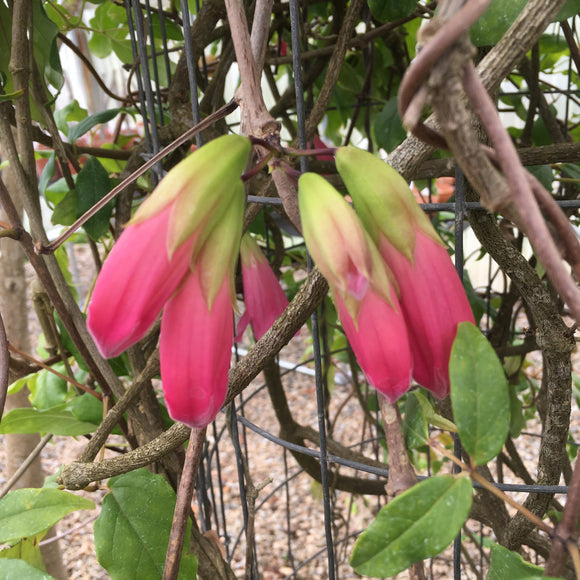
[163,427,207,580]
[379,396,425,580]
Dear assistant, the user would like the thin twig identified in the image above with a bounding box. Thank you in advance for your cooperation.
[58,33,127,102]
[163,427,206,580]
[0,434,53,499]
[7,343,101,399]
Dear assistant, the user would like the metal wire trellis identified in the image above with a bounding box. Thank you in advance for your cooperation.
[121,3,580,578]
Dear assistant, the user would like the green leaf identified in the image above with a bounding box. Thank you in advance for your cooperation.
[470,0,527,47]
[32,0,63,89]
[0,559,55,580]
[28,365,68,410]
[0,488,93,544]
[7,373,36,396]
[486,542,564,579]
[450,322,510,466]
[367,0,417,22]
[0,406,98,436]
[373,97,407,152]
[88,32,113,58]
[55,245,79,303]
[413,390,457,433]
[350,474,472,577]
[559,163,580,181]
[68,108,123,143]
[556,0,580,21]
[38,152,56,197]
[67,394,104,426]
[0,534,46,571]
[75,157,113,240]
[94,469,197,580]
[51,190,78,227]
[54,100,88,136]
[403,392,429,449]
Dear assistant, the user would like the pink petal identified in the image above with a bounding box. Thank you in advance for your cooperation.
[335,287,412,403]
[379,230,474,398]
[235,243,289,341]
[160,269,233,428]
[87,204,194,358]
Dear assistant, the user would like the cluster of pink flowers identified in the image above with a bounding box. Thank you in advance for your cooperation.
[300,147,474,402]
[87,137,473,429]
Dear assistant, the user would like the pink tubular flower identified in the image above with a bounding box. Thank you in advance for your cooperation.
[87,134,251,427]
[235,234,289,342]
[336,146,475,398]
[298,172,412,403]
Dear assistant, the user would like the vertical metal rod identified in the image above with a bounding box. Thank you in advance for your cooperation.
[124,1,153,151]
[289,0,336,577]
[144,0,165,125]
[156,0,173,86]
[179,0,203,148]
[130,0,163,183]
[453,165,466,580]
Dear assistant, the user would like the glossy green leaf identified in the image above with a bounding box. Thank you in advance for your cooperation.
[0,559,55,580]
[470,0,526,47]
[0,405,98,436]
[68,108,123,143]
[94,469,197,580]
[450,322,510,466]
[0,488,93,544]
[486,542,563,579]
[367,0,417,22]
[75,157,113,240]
[350,475,472,577]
